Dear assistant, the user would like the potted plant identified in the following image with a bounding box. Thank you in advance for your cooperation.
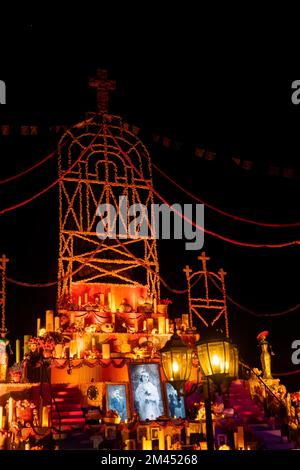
[157,299,172,315]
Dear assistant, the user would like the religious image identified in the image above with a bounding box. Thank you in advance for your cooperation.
[106,384,128,422]
[129,364,164,421]
[166,383,186,419]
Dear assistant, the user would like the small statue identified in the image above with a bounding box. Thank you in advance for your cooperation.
[257,331,274,379]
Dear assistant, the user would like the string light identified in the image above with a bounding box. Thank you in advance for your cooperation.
[152,162,300,229]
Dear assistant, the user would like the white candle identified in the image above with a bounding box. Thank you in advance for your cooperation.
[70,340,77,357]
[102,343,110,359]
[91,337,96,349]
[78,295,82,307]
[165,319,169,333]
[37,318,41,336]
[166,435,172,450]
[23,335,31,355]
[153,297,157,314]
[42,406,49,427]
[158,429,165,450]
[0,406,3,430]
[111,293,116,312]
[8,397,14,424]
[84,292,88,304]
[143,320,147,331]
[147,318,153,332]
[158,317,166,334]
[100,293,104,305]
[55,344,63,358]
[46,310,54,332]
[108,292,112,309]
[16,339,20,363]
[54,316,60,331]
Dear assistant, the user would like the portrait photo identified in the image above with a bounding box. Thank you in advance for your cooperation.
[105,425,117,440]
[129,363,164,420]
[137,425,150,442]
[166,382,186,419]
[106,383,128,421]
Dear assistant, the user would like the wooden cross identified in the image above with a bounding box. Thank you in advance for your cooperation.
[218,268,227,278]
[89,69,116,114]
[0,254,9,270]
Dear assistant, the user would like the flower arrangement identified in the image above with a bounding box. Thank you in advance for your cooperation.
[15,399,36,421]
[8,363,23,383]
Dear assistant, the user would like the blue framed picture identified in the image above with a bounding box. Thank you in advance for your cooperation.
[166,382,186,418]
[106,383,128,421]
[129,363,164,421]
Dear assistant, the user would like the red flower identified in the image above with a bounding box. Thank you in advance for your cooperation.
[257,331,269,341]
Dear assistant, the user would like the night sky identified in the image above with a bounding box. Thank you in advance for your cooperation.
[0,21,299,390]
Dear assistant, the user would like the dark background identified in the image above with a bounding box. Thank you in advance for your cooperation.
[0,20,300,390]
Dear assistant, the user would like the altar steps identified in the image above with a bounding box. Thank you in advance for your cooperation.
[49,385,85,440]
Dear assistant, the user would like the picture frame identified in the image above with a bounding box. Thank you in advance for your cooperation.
[105,425,117,440]
[217,434,228,448]
[128,363,165,421]
[150,427,160,440]
[165,382,186,418]
[106,383,129,421]
[137,425,151,442]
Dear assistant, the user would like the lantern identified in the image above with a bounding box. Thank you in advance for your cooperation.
[160,333,193,395]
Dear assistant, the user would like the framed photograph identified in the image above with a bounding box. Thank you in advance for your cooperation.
[166,382,186,418]
[106,383,128,421]
[137,425,150,442]
[151,427,160,440]
[217,434,228,448]
[105,425,117,440]
[129,363,165,420]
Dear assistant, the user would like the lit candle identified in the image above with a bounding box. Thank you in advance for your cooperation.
[153,297,157,314]
[181,314,189,328]
[77,336,83,358]
[132,293,137,311]
[37,318,41,336]
[46,310,54,332]
[69,340,77,357]
[0,406,3,430]
[42,406,49,427]
[16,339,20,363]
[102,343,110,359]
[78,295,82,307]
[166,435,172,450]
[100,293,104,305]
[142,437,152,450]
[23,335,31,355]
[143,320,147,331]
[111,313,116,325]
[84,292,88,304]
[55,344,63,358]
[158,429,165,450]
[8,397,14,424]
[108,292,112,309]
[146,318,153,332]
[54,316,60,331]
[111,293,116,312]
[91,337,96,350]
[70,312,75,324]
[165,319,169,333]
[158,317,166,334]
[25,442,30,450]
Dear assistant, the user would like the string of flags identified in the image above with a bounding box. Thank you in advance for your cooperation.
[0,121,298,180]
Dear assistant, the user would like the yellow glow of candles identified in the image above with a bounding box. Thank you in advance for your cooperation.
[108,292,112,309]
[165,319,169,333]
[8,397,14,424]
[147,318,153,332]
[54,316,60,331]
[102,343,110,359]
[37,318,41,336]
[70,340,77,357]
[55,344,63,358]
[42,406,49,427]
[142,437,152,450]
[46,310,54,332]
[78,295,82,307]
[153,297,157,314]
[84,292,88,304]
[158,429,165,450]
[158,317,166,334]
[143,320,147,331]
[23,335,31,355]
[16,339,20,363]
[111,293,116,312]
[0,406,3,430]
